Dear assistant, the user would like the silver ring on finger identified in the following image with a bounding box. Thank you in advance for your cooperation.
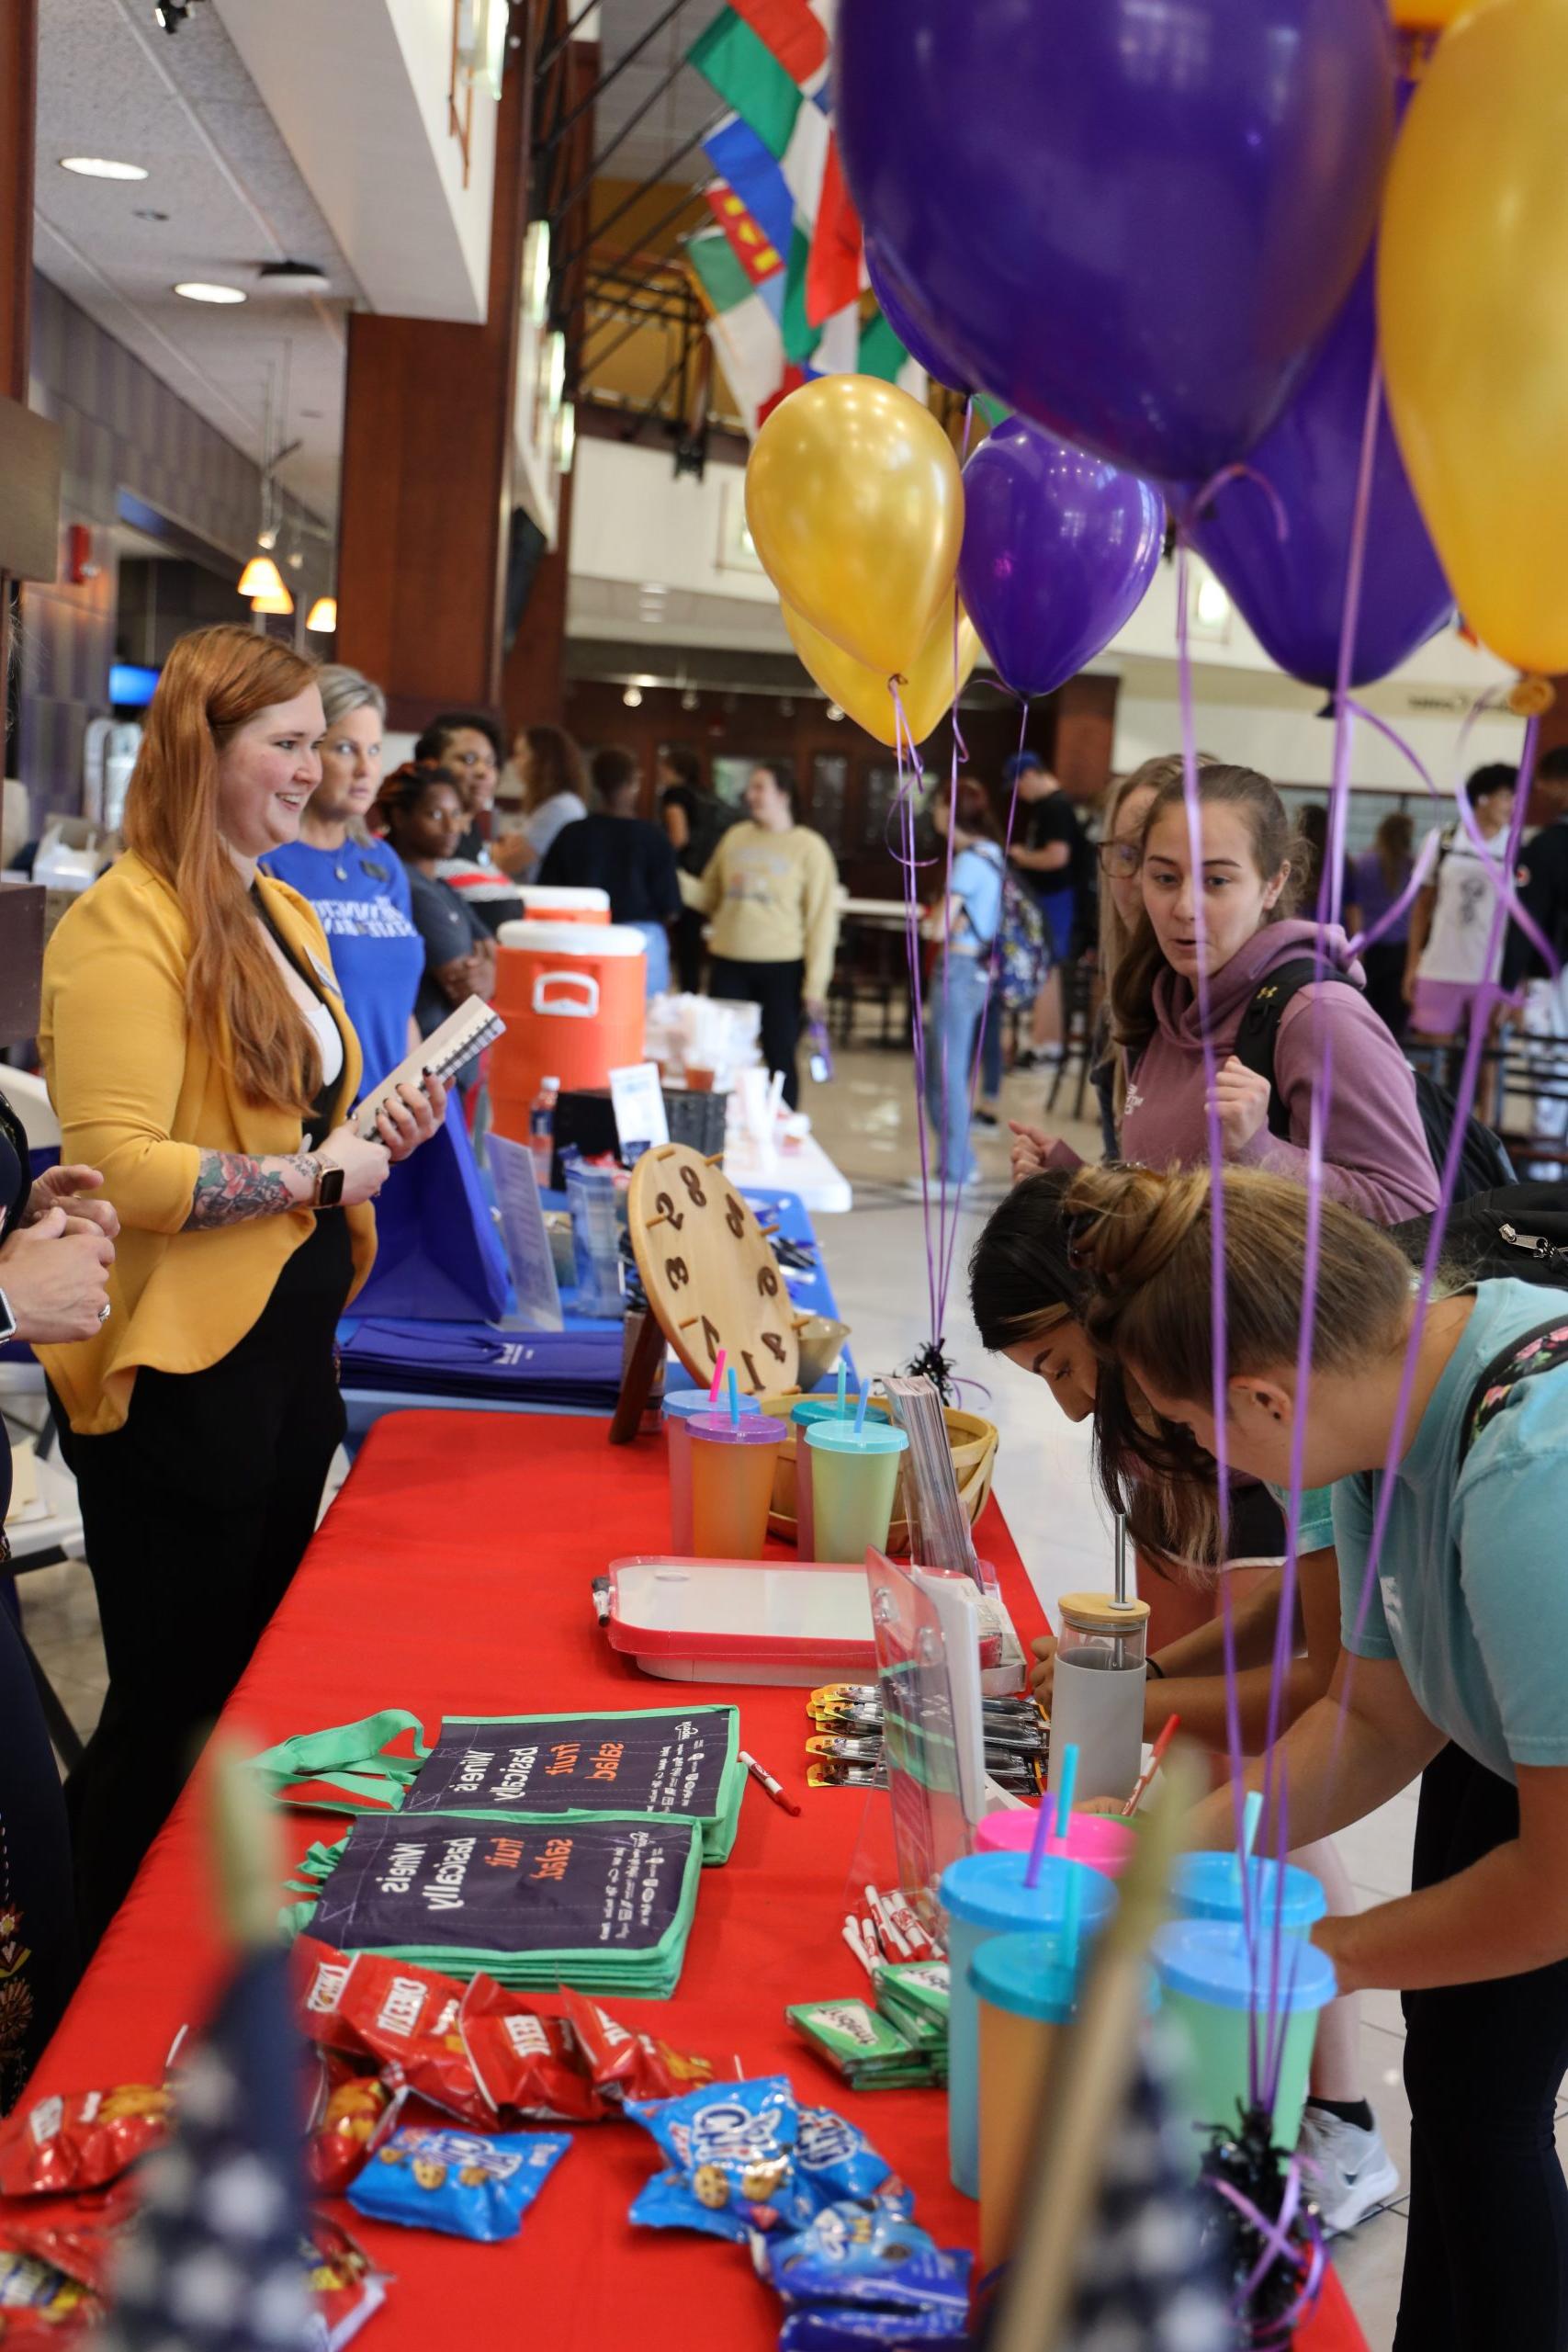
[97,1300,112,1324]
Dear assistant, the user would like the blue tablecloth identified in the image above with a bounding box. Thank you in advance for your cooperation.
[335,1186,852,1433]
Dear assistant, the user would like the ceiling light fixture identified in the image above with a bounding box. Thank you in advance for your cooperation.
[555,400,575,475]
[175,280,245,305]
[306,597,337,634]
[681,690,699,713]
[154,0,190,30]
[61,156,148,181]
[251,587,294,616]
[258,259,331,294]
[623,686,643,708]
[826,705,844,723]
[237,554,287,602]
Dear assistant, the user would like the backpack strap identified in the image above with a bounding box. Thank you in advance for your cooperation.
[1456,1314,1568,1470]
[1232,959,1354,1139]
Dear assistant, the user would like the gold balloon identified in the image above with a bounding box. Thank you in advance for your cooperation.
[1380,0,1568,673]
[783,596,979,748]
[746,376,964,677]
[1390,0,1478,21]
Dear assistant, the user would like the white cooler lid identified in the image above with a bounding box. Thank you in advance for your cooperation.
[496,919,647,955]
[520,886,610,911]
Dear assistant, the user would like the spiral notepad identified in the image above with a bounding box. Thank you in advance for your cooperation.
[354,996,505,1137]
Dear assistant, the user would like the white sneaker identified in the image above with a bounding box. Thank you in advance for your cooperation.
[1297,2108,1401,2235]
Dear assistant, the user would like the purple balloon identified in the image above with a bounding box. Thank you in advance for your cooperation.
[959,420,1166,702]
[1180,266,1452,694]
[863,235,970,396]
[837,0,1396,485]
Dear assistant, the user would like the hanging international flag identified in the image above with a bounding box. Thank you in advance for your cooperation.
[728,0,829,83]
[689,9,803,159]
[804,133,860,328]
[687,226,787,435]
[703,114,795,267]
[704,181,785,288]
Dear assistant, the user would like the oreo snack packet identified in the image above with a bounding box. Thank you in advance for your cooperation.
[761,2203,972,2319]
[778,2306,971,2348]
[347,2124,570,2243]
[626,2076,803,2245]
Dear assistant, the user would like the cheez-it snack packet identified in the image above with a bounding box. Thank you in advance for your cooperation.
[558,1987,712,2106]
[0,2251,97,2344]
[0,2089,171,2199]
[308,2063,399,2196]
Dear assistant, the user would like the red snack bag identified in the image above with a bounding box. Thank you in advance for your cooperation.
[559,1989,713,2105]
[302,2219,388,2352]
[0,2252,99,2344]
[296,1945,485,2121]
[457,1981,605,2125]
[308,2060,400,2196]
[0,2089,171,2199]
[0,2182,137,2302]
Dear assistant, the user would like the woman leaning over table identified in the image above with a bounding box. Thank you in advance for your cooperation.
[1064,1157,1568,2352]
[39,624,446,1952]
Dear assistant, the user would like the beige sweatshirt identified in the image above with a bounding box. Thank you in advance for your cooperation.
[684,821,840,1002]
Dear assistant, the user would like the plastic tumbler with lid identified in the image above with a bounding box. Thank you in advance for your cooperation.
[1171,1850,1327,1936]
[1044,1592,1150,1805]
[663,1389,761,1551]
[789,1396,841,1558]
[975,1804,1136,1881]
[939,1849,1116,2197]
[804,1416,909,1564]
[688,1410,786,1559]
[1152,1918,1337,2162]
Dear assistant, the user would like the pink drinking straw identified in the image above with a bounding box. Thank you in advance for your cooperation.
[708,1350,728,1406]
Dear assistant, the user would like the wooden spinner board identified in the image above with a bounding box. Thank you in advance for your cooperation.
[626,1141,800,1394]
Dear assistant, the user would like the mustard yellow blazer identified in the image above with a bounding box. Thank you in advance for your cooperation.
[38,851,376,1435]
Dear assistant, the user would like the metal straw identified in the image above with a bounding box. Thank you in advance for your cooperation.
[1113,1509,1128,1607]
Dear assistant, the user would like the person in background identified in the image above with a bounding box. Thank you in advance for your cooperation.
[688,764,840,1111]
[39,626,444,1949]
[415,712,524,931]
[659,748,738,993]
[918,777,1007,1190]
[261,664,423,1082]
[1296,799,1331,916]
[377,763,496,1046]
[539,746,682,998]
[1347,810,1416,1043]
[1503,745,1568,1172]
[1067,1159,1568,2347]
[1003,750,1091,1069]
[968,1167,1398,2233]
[0,1091,117,2097]
[1405,761,1517,1120]
[515,723,591,876]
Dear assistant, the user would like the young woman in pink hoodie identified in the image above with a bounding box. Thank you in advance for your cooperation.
[1015,763,1438,1227]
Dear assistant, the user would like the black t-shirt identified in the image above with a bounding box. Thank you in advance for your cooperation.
[539,814,682,925]
[1021,792,1091,904]
[404,862,491,1038]
[1505,815,1568,987]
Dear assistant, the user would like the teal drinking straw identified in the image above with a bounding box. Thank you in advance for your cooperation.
[836,1362,847,1418]
[854,1380,870,1438]
[728,1368,740,1430]
[1061,1850,1083,1973]
[1243,1790,1263,1859]
[1055,1741,1079,1842]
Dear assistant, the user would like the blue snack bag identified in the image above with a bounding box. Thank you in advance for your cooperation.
[626,2075,802,2244]
[795,2109,893,2212]
[779,2307,971,2348]
[762,2203,973,2316]
[348,2123,570,2243]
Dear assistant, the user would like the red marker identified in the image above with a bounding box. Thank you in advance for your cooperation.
[740,1749,801,1816]
[1122,1714,1181,1817]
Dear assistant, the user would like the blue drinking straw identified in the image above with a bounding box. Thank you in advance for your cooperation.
[1055,1740,1079,1842]
[854,1380,870,1438]
[1024,1739,1077,1891]
[728,1367,740,1430]
[836,1362,847,1419]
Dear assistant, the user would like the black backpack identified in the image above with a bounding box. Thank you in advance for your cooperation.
[1234,957,1516,1203]
[1391,1182,1568,1293]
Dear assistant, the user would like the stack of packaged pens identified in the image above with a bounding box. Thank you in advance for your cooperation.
[803,1684,1047,1795]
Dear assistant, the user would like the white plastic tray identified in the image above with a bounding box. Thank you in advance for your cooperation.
[606,1555,877,1685]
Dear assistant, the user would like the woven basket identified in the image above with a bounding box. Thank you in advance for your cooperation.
[759,1395,999,1553]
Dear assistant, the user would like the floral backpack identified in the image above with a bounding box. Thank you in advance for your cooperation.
[994,873,1052,1011]
[1461,1314,1568,1465]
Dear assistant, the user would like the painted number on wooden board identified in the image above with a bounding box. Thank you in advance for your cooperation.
[725,1195,747,1238]
[757,1266,780,1299]
[762,1330,787,1362]
[680,1165,707,1207]
[701,1317,722,1363]
[653,1191,684,1232]
[664,1256,690,1290]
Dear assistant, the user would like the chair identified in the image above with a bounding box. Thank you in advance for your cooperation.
[1046,956,1099,1124]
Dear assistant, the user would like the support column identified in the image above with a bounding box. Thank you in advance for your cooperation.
[335,23,532,734]
[0,0,38,725]
[1054,673,1120,802]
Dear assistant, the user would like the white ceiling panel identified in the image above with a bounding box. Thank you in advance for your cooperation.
[592,0,722,191]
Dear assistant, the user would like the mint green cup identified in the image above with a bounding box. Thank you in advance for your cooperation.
[1152,1919,1337,2163]
[804,1417,909,1563]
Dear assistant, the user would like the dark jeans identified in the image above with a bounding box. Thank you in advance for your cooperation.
[55,1217,350,1954]
[0,1593,79,2109]
[671,908,707,995]
[1395,1741,1568,2351]
[709,955,806,1110]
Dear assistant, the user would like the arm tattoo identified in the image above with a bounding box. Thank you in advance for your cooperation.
[183,1150,314,1231]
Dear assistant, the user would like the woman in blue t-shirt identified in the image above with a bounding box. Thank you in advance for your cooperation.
[262,664,423,1085]
[919,775,1006,1189]
[1063,1156,1568,2351]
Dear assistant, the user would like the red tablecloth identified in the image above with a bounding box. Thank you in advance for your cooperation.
[33,1409,1365,2350]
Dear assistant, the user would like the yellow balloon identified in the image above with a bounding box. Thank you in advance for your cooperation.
[1390,0,1480,22]
[783,596,980,748]
[1380,0,1568,673]
[746,376,964,677]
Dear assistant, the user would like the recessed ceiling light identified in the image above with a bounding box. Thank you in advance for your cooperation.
[258,258,331,293]
[133,208,170,222]
[175,281,245,305]
[61,156,148,181]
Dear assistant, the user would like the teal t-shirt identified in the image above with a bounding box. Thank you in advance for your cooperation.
[1262,1481,1337,1557]
[1335,1279,1568,1784]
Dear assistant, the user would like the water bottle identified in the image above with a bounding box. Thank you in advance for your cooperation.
[529,1075,559,1190]
[1044,1592,1149,1805]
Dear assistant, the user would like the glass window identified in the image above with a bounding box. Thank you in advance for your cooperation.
[808,753,849,853]
[712,753,796,809]
[861,761,935,852]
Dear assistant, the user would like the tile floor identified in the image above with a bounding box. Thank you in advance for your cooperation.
[13,1040,1559,2351]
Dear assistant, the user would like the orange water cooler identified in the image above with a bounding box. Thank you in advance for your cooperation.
[517,886,610,925]
[491,920,647,1141]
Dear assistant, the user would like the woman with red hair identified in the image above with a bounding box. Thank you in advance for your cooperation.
[40,624,445,1948]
